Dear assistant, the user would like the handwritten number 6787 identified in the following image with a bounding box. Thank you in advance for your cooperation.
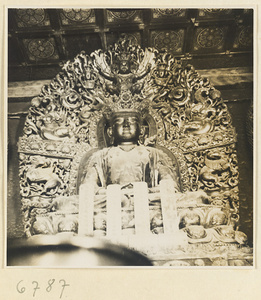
[16,279,69,298]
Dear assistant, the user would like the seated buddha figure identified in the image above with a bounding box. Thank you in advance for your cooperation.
[79,108,181,235]
[81,110,180,192]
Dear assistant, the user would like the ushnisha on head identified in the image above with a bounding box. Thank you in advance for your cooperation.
[107,110,143,146]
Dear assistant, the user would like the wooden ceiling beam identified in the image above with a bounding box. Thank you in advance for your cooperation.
[8,66,253,98]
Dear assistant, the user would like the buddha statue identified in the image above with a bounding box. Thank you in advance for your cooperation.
[17,36,252,266]
[81,110,180,192]
[78,108,182,236]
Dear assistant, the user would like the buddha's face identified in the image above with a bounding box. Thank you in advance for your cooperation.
[111,113,141,145]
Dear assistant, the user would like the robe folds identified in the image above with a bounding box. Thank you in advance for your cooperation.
[82,145,180,191]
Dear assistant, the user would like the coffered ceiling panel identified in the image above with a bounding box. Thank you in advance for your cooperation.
[8,8,253,82]
[192,26,228,53]
[150,29,185,54]
[152,8,187,20]
[233,25,253,51]
[197,8,234,19]
[22,37,59,62]
[105,9,143,24]
[13,8,51,28]
[60,9,96,26]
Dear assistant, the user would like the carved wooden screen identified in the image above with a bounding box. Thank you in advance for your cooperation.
[18,36,239,240]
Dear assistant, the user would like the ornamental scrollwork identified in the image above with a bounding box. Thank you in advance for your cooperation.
[19,153,71,198]
[18,35,241,261]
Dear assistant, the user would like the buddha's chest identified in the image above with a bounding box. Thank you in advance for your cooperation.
[106,147,151,185]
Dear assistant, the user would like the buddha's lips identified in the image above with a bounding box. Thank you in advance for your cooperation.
[122,129,131,134]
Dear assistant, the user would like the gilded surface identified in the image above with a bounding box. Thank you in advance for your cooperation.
[17,35,251,265]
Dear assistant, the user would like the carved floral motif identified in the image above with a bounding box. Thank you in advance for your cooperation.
[239,26,253,47]
[106,10,142,24]
[233,26,253,49]
[18,35,241,262]
[107,9,138,21]
[197,28,224,49]
[156,9,184,16]
[152,30,184,53]
[110,10,136,19]
[62,9,93,22]
[23,38,58,61]
[16,9,49,27]
[198,9,232,17]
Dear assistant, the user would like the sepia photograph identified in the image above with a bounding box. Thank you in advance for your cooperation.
[6,8,254,268]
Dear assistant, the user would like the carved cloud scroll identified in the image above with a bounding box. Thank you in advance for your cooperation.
[17,35,250,266]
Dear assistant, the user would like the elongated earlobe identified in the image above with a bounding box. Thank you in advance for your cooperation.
[107,127,114,145]
[139,126,145,145]
[140,126,145,136]
[107,127,112,137]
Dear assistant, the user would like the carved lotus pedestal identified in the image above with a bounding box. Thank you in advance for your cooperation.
[25,181,252,267]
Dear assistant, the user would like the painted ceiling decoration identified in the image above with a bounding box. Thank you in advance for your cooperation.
[15,8,49,27]
[153,8,185,18]
[61,9,96,25]
[151,30,184,53]
[8,8,253,82]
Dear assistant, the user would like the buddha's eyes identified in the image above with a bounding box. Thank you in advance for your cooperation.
[114,117,138,124]
[114,118,125,124]
[128,117,138,124]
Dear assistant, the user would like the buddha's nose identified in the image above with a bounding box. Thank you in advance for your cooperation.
[123,119,130,127]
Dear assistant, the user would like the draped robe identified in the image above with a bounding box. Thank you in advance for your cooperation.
[82,145,180,191]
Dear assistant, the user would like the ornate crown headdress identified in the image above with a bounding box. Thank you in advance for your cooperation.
[101,91,150,122]
[91,34,156,121]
